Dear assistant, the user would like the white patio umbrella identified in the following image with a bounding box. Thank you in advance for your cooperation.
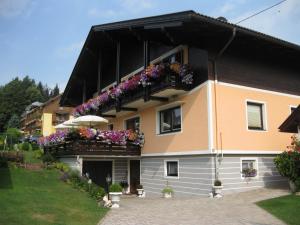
[54,123,73,129]
[72,115,108,127]
[63,118,78,126]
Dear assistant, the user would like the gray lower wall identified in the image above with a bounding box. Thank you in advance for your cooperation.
[141,154,288,197]
[216,155,288,194]
[114,159,128,183]
[60,157,80,172]
[141,156,214,197]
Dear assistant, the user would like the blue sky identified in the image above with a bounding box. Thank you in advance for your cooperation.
[0,0,299,91]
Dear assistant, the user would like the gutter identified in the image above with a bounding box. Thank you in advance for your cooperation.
[212,27,236,180]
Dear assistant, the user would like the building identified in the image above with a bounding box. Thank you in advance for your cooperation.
[21,95,73,137]
[57,11,300,196]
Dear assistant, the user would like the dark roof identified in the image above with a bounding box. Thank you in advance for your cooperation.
[60,10,300,106]
[279,105,300,133]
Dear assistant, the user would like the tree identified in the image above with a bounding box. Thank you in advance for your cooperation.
[6,114,20,129]
[50,84,60,97]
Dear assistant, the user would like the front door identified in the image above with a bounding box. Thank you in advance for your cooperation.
[130,160,140,194]
[82,161,112,189]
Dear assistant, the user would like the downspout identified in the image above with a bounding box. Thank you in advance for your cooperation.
[212,27,236,180]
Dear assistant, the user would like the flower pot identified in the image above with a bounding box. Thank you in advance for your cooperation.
[213,185,223,198]
[136,188,144,198]
[289,180,297,193]
[163,192,172,198]
[109,192,122,208]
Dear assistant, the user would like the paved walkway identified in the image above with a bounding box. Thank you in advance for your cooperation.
[99,188,289,225]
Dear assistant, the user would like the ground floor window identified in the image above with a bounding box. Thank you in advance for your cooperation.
[241,158,258,178]
[164,160,179,178]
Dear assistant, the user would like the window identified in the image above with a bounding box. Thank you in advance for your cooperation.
[108,124,113,131]
[125,117,140,132]
[241,158,258,178]
[162,50,183,64]
[247,102,265,130]
[164,160,179,178]
[159,106,181,134]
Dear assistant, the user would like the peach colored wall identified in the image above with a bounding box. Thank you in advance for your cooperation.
[213,83,299,152]
[104,85,209,154]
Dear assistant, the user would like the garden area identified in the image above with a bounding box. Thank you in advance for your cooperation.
[257,195,300,225]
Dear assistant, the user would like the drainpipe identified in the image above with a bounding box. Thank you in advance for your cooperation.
[212,27,236,180]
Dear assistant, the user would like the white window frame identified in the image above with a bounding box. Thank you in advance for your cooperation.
[156,102,184,136]
[245,99,267,132]
[164,159,179,179]
[240,157,259,179]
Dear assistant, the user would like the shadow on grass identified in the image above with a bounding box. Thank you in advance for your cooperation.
[0,164,13,189]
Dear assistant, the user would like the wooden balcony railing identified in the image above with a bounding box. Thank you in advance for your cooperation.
[44,140,141,157]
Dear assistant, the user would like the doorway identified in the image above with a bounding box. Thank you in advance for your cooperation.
[82,160,112,189]
[129,160,140,194]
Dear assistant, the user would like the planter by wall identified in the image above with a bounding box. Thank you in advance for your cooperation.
[289,180,297,193]
[163,192,172,198]
[109,192,122,208]
[137,188,144,198]
[213,185,223,198]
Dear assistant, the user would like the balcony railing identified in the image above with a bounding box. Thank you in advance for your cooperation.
[44,140,141,156]
[40,128,144,157]
[73,63,195,117]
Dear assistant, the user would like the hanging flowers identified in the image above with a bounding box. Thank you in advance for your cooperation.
[72,62,193,117]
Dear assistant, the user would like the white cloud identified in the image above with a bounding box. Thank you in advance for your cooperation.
[231,0,300,45]
[0,0,34,18]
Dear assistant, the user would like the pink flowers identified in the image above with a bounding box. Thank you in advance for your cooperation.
[39,129,144,147]
[72,63,192,117]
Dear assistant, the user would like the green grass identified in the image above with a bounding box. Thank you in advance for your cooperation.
[0,166,108,225]
[257,195,300,225]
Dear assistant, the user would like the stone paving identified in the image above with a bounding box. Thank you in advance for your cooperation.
[99,188,289,225]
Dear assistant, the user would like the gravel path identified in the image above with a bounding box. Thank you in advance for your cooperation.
[99,188,289,225]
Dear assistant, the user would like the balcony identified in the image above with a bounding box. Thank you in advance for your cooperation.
[40,128,143,157]
[44,140,141,156]
[73,63,195,118]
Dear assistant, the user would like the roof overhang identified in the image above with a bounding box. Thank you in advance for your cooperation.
[279,105,300,133]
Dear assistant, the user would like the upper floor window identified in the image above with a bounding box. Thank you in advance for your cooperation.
[247,102,266,131]
[159,106,181,134]
[162,50,183,64]
[125,117,140,132]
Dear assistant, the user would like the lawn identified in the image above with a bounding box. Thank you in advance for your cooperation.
[0,166,108,225]
[257,195,300,225]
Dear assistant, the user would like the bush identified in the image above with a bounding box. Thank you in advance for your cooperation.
[21,142,31,151]
[109,183,123,192]
[31,142,40,151]
[214,180,222,186]
[120,181,129,188]
[60,172,70,182]
[162,187,174,194]
[33,149,43,159]
[41,152,56,164]
[54,162,70,172]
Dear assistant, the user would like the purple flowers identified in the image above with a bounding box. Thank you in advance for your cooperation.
[72,63,193,117]
[39,129,145,147]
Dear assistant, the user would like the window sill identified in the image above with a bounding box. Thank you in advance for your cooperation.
[164,175,179,179]
[157,131,182,136]
[247,129,267,132]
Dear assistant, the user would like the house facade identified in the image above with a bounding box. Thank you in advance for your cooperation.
[58,11,300,196]
[21,95,73,137]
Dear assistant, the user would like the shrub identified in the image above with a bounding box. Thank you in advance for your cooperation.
[41,152,56,164]
[60,172,70,182]
[214,180,222,186]
[137,184,143,189]
[54,162,69,172]
[31,142,40,151]
[162,187,174,194]
[33,149,43,159]
[109,183,123,192]
[21,142,31,151]
[120,181,129,188]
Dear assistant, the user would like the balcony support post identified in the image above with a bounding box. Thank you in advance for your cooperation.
[82,79,86,103]
[143,40,150,102]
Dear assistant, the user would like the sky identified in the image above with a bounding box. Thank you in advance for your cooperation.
[0,0,299,91]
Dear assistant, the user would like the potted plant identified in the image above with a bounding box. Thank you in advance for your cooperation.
[120,181,129,194]
[242,168,257,178]
[136,184,144,197]
[162,186,174,198]
[213,179,223,198]
[109,183,123,208]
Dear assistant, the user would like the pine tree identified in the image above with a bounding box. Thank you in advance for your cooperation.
[51,84,60,97]
[6,114,20,129]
